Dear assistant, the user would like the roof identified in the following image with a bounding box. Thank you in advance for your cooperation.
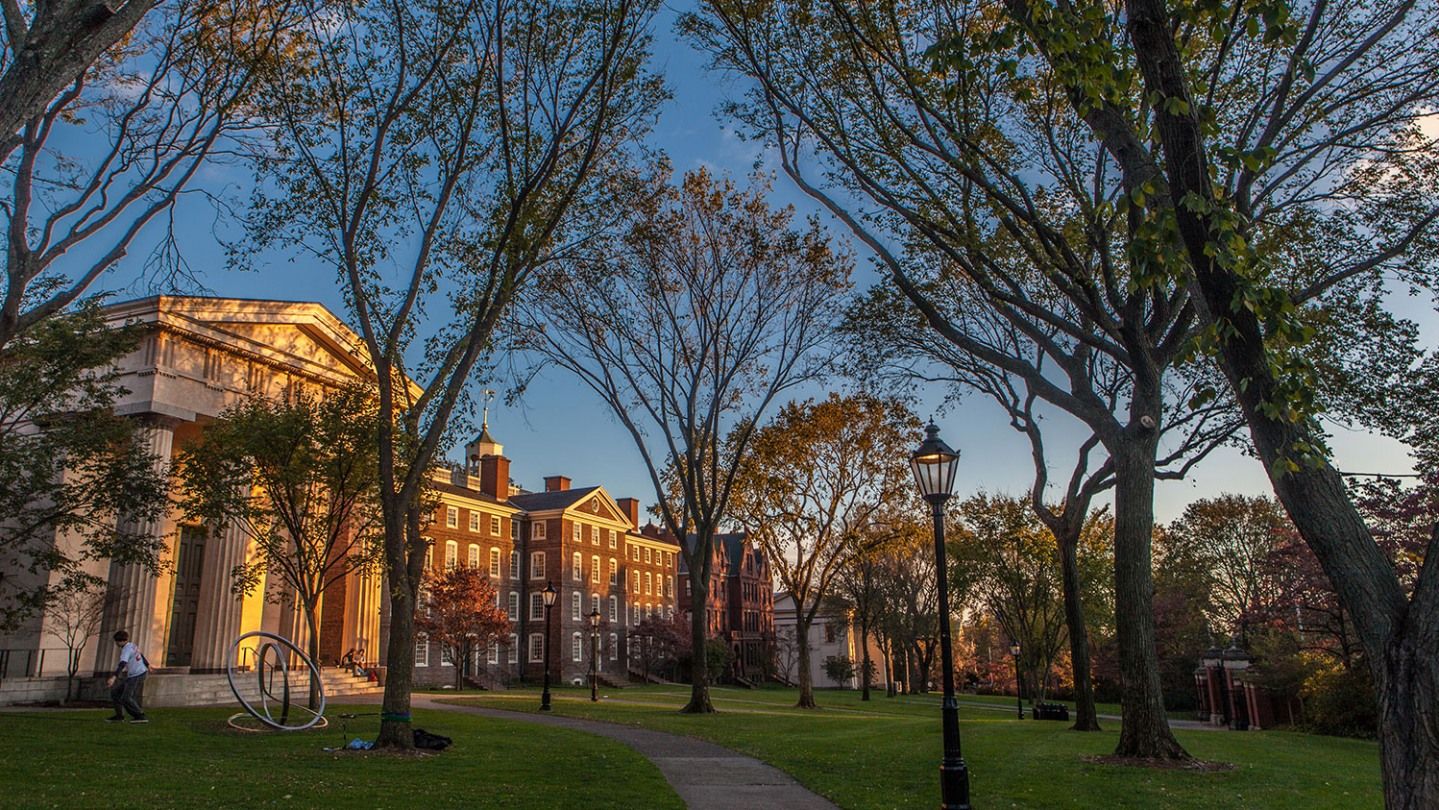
[429,480,511,507]
[508,486,601,513]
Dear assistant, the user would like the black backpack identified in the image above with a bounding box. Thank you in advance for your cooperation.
[413,729,452,751]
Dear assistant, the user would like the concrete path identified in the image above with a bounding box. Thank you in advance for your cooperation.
[408,694,838,810]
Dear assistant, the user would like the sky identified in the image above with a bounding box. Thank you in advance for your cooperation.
[90,2,1423,525]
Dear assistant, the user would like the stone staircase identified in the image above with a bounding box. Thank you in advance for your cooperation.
[82,667,383,708]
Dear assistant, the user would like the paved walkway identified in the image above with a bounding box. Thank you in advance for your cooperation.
[408,694,837,810]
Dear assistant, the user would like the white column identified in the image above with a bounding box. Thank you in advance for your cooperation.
[190,518,250,671]
[99,417,177,668]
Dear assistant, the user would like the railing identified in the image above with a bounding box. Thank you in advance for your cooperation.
[0,647,71,688]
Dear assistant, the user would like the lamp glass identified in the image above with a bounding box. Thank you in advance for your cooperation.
[588,608,602,628]
[910,423,959,501]
[541,581,558,607]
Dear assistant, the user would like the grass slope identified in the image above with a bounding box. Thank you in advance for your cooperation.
[0,704,682,810]
[445,685,1381,810]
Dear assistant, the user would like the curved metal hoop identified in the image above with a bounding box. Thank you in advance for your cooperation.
[226,631,327,731]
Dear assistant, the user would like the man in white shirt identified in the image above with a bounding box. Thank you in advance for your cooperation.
[106,630,149,724]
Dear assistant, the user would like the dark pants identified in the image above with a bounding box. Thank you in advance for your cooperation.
[110,673,146,719]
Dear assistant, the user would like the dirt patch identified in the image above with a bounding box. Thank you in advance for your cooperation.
[1083,755,1236,772]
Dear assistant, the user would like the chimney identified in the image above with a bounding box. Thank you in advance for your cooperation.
[480,456,511,499]
[616,497,640,527]
[543,475,571,493]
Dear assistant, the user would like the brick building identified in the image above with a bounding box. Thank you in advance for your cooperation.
[677,532,775,682]
[411,426,682,688]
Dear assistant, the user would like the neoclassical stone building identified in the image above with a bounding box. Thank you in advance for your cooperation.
[0,295,386,690]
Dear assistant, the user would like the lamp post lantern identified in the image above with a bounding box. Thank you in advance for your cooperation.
[588,608,602,702]
[540,581,558,711]
[1010,642,1023,720]
[910,423,970,810]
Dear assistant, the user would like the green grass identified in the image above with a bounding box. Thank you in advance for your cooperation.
[0,704,682,810]
[442,685,1382,810]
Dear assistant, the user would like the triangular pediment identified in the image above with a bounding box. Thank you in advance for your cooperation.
[568,489,631,528]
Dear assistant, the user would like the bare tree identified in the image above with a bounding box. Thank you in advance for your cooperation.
[246,0,661,747]
[1,0,293,349]
[515,168,849,712]
[44,582,115,703]
[729,393,917,708]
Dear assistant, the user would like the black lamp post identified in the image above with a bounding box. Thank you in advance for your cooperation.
[540,581,558,711]
[588,608,602,702]
[911,423,970,810]
[1009,642,1023,720]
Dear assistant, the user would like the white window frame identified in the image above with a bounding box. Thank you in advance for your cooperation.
[529,633,544,663]
[609,558,617,586]
[531,551,545,579]
[608,595,617,623]
[533,521,547,540]
[469,512,481,532]
[491,515,501,536]
[591,593,601,615]
[591,555,601,584]
[608,529,617,549]
[645,547,652,564]
[591,526,599,545]
[487,638,499,665]
[609,633,617,661]
[508,633,519,664]
[508,591,519,620]
[632,571,639,594]
[509,551,519,579]
[490,547,501,578]
[529,592,544,621]
[571,590,582,621]
[415,635,429,667]
[572,551,583,581]
[572,523,581,543]
[572,632,583,662]
[467,544,480,569]
[444,540,458,570]
[645,571,652,595]
[446,506,458,528]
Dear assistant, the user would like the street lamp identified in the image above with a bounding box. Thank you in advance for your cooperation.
[1009,642,1023,720]
[540,581,558,711]
[910,423,970,810]
[588,608,602,702]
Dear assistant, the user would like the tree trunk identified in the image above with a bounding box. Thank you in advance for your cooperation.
[1109,437,1188,759]
[1057,527,1101,731]
[681,567,714,713]
[375,510,420,749]
[859,618,872,701]
[794,610,817,708]
[305,601,322,712]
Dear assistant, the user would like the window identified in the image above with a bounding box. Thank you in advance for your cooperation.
[608,529,617,549]
[591,593,600,615]
[591,555,601,584]
[645,572,652,595]
[572,523,581,543]
[685,579,691,595]
[571,590,582,621]
[490,547,501,578]
[415,635,429,666]
[508,591,519,620]
[508,634,518,664]
[608,595,617,622]
[572,552,583,581]
[644,547,652,564]
[666,552,673,568]
[572,632,583,662]
[824,623,837,643]
[529,634,544,663]
[511,519,520,540]
[666,576,673,598]
[632,571,639,594]
[529,592,544,621]
[530,551,545,579]
[609,633,617,661]
[632,605,639,626]
[609,558,617,586]
[646,604,653,619]
[444,541,458,570]
[424,543,434,570]
[487,638,499,665]
[591,526,599,545]
[533,521,547,540]
[446,506,458,528]
[467,544,480,569]
[632,546,640,561]
[491,515,501,536]
[509,551,519,579]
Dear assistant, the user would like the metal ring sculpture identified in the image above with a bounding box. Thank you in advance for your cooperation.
[225,631,328,731]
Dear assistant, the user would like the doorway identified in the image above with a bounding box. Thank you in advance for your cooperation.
[166,525,208,667]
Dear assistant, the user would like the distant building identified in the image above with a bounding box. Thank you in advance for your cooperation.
[412,426,681,688]
[772,593,886,690]
[676,532,775,682]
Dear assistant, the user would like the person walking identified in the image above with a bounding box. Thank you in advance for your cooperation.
[106,630,149,724]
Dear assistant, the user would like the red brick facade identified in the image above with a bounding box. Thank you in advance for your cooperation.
[677,532,775,681]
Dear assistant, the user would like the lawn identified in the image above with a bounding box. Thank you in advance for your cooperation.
[443,685,1382,810]
[0,704,682,810]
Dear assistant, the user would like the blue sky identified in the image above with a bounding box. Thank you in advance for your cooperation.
[92,2,1420,524]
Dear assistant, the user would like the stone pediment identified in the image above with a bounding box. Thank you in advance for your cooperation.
[570,490,630,528]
